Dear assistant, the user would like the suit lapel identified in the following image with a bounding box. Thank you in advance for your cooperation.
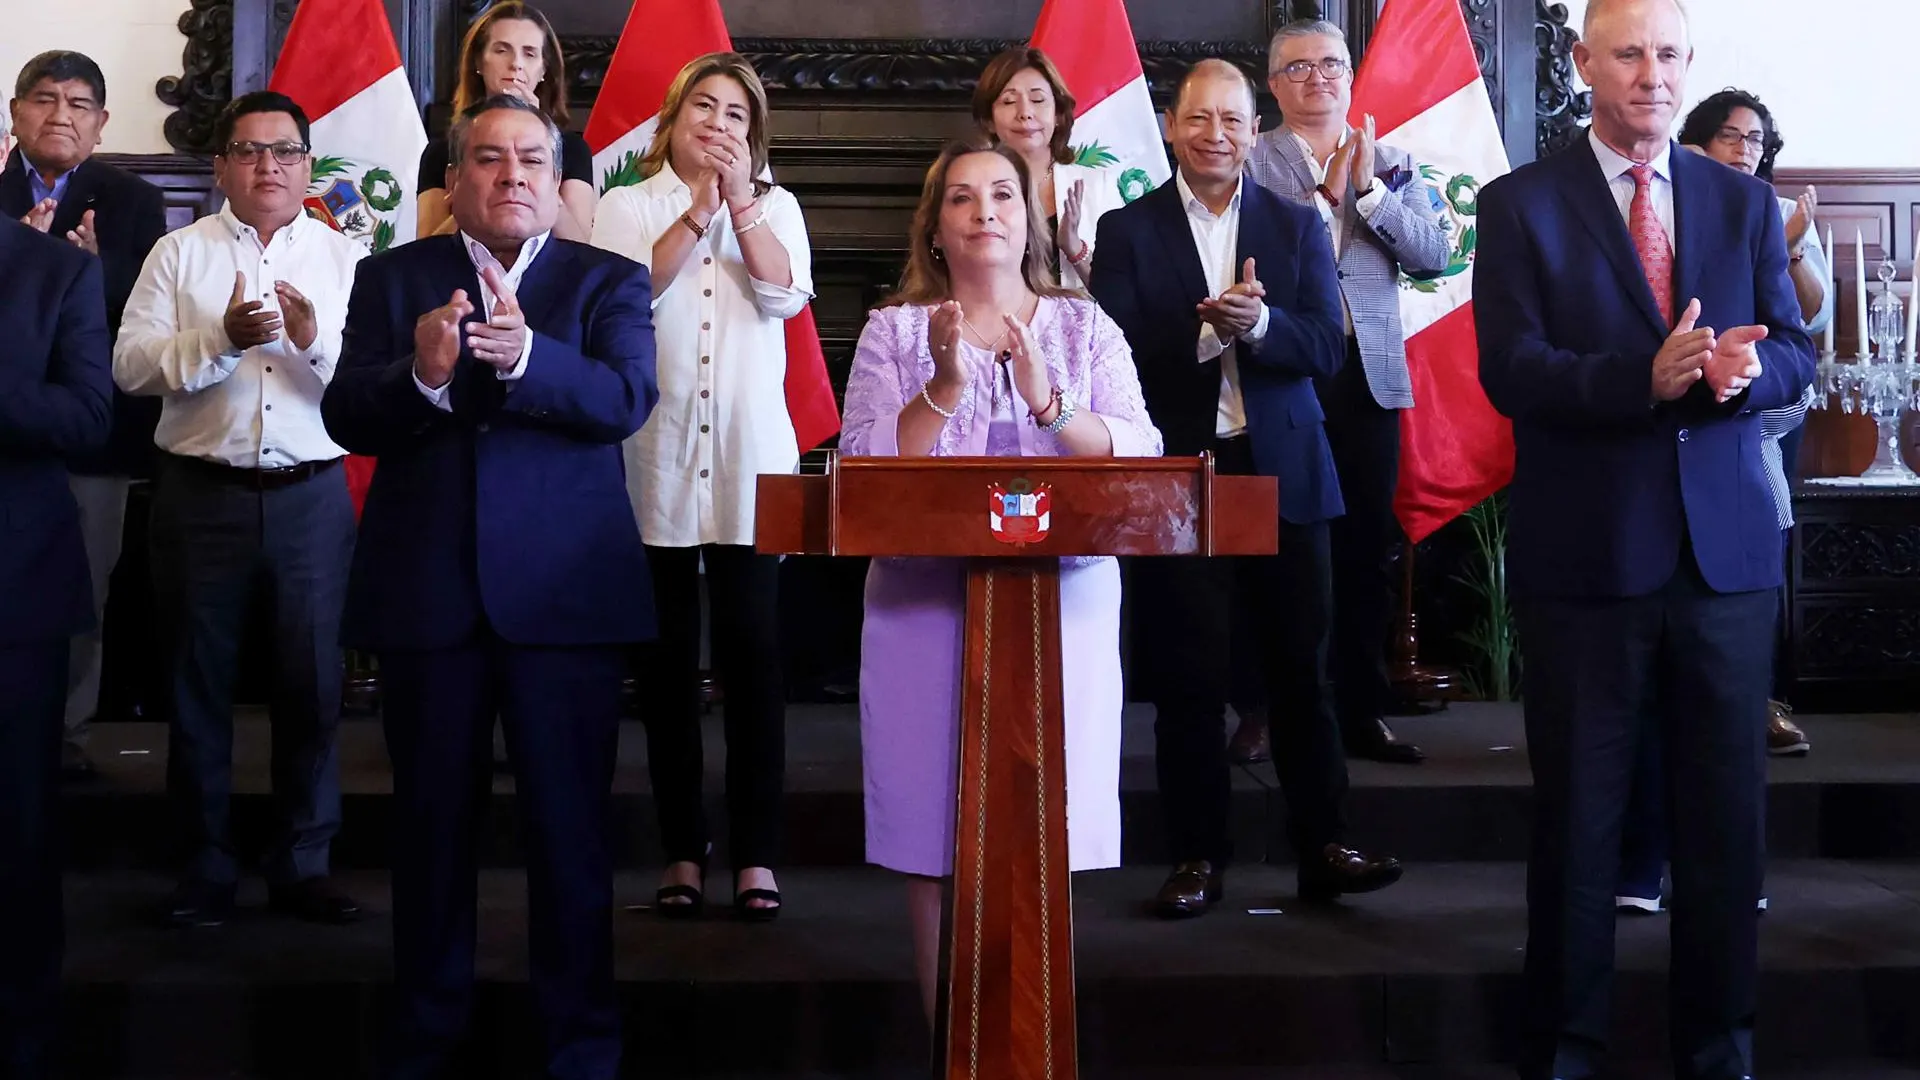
[1554,140,1669,337]
[1146,181,1212,306]
[49,161,98,237]
[511,239,570,338]
[0,151,31,218]
[1669,143,1708,318]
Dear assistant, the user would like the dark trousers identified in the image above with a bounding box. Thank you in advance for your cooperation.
[0,643,66,1080]
[1317,340,1402,732]
[1517,551,1773,1080]
[149,455,352,885]
[1143,436,1348,867]
[641,543,785,869]
[380,637,625,1080]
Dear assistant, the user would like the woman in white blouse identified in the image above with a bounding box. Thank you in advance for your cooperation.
[591,52,812,921]
[973,46,1122,290]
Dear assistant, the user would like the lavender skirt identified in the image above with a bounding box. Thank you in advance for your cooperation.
[859,556,1124,877]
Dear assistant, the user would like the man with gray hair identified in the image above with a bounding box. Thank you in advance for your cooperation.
[1246,20,1450,766]
[323,92,657,1080]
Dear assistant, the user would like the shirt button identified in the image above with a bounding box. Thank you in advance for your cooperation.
[703,288,712,297]
[700,389,710,399]
[1678,428,1690,442]
[264,404,273,411]
[310,359,319,366]
[701,355,710,365]
[264,366,273,373]
[699,468,710,478]
[700,424,710,434]
[701,322,711,331]
[703,257,712,265]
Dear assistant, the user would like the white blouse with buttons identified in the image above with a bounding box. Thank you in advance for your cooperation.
[592,164,815,548]
[113,206,366,468]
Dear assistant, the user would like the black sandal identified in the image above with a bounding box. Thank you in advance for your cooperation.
[734,888,782,923]
[654,857,708,920]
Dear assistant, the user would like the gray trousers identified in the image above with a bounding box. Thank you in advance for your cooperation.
[149,454,354,886]
[64,473,131,752]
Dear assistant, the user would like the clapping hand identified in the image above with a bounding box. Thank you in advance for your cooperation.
[1350,114,1378,195]
[1004,312,1052,418]
[1705,324,1767,404]
[21,197,56,232]
[67,209,99,255]
[1650,298,1714,402]
[274,281,318,350]
[705,130,757,213]
[1197,258,1266,339]
[223,271,284,351]
[466,265,529,373]
[1785,186,1817,253]
[414,289,474,390]
[927,300,967,389]
[1056,178,1088,265]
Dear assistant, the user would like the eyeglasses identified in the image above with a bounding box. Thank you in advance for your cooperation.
[1712,127,1766,152]
[1275,58,1350,83]
[222,140,309,166]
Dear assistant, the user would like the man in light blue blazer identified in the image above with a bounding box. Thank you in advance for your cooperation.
[1246,19,1451,765]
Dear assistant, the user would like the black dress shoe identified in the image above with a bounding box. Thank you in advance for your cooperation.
[60,745,96,782]
[1344,717,1426,764]
[268,877,363,924]
[1297,844,1404,902]
[163,879,236,927]
[1152,861,1223,919]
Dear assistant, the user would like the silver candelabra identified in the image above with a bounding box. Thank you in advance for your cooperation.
[1812,257,1920,482]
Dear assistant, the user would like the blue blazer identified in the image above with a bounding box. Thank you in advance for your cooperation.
[1089,177,1346,525]
[1475,137,1817,600]
[0,219,112,644]
[1,150,168,476]
[321,234,659,651]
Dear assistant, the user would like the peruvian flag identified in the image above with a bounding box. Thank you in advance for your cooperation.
[1351,0,1514,543]
[584,0,841,455]
[269,0,427,519]
[1031,0,1171,206]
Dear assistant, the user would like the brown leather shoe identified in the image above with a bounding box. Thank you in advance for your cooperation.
[1767,701,1809,756]
[1297,844,1404,902]
[1152,861,1223,919]
[1228,708,1271,764]
[1344,717,1426,764]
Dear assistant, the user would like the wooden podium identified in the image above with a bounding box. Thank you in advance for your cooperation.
[758,453,1278,1079]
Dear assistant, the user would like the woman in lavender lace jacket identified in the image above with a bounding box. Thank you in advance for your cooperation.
[839,138,1162,1025]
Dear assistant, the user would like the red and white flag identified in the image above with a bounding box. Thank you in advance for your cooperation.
[584,0,840,454]
[1351,0,1514,543]
[268,0,426,255]
[1031,0,1170,206]
[270,0,427,519]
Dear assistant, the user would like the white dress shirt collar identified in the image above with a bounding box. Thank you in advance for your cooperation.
[1589,128,1673,184]
[1287,127,1347,176]
[1175,168,1244,221]
[216,203,320,251]
[458,229,550,289]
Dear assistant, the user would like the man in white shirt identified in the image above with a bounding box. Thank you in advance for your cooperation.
[1246,20,1452,766]
[1088,59,1404,921]
[114,90,366,929]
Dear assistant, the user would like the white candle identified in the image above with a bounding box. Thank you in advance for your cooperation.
[1856,229,1869,358]
[1907,226,1919,361]
[1824,225,1836,356]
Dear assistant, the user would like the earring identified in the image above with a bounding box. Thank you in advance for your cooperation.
[931,243,944,261]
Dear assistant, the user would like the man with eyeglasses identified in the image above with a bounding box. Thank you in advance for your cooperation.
[1245,19,1450,767]
[115,90,367,929]
[3,50,169,782]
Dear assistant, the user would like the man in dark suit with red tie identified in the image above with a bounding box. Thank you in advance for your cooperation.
[1473,1,1816,1077]
[321,95,656,1080]
[4,50,168,778]
[0,216,112,1080]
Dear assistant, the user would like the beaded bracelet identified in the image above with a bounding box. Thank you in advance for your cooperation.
[1044,396,1076,435]
[921,383,959,419]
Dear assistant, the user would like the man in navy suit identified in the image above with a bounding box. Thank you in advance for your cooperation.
[321,95,656,1080]
[1090,59,1402,920]
[4,51,168,776]
[1474,1,1816,1076]
[0,217,112,1080]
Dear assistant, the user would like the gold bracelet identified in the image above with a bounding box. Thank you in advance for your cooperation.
[679,212,708,239]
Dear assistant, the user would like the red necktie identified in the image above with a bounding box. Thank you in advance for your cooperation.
[1628,163,1674,327]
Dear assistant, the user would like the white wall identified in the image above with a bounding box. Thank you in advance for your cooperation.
[1556,0,1920,169]
[0,0,190,156]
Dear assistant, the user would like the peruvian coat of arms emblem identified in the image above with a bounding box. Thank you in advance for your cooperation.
[302,156,405,252]
[988,479,1052,546]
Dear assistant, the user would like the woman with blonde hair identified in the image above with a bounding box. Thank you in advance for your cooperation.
[591,52,810,921]
[972,46,1121,289]
[416,2,597,239]
[840,136,1161,1024]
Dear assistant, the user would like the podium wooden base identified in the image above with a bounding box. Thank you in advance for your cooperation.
[943,561,1077,1079]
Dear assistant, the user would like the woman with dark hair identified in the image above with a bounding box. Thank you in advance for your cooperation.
[972,47,1119,289]
[840,137,1161,1025]
[416,2,597,240]
[591,52,808,921]
[1614,88,1829,917]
